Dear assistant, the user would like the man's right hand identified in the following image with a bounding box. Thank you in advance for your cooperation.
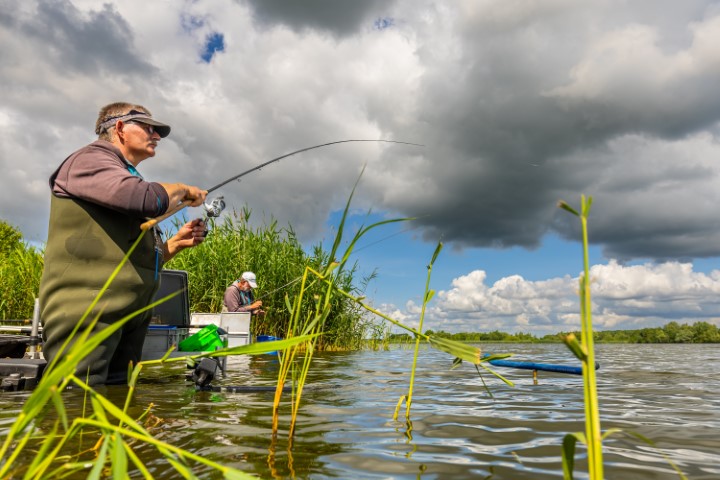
[160,182,208,209]
[183,185,208,207]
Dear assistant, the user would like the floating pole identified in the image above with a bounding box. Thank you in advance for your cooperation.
[483,355,599,376]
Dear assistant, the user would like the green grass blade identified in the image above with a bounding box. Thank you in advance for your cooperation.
[87,434,110,480]
[123,441,154,479]
[24,420,60,478]
[561,432,585,480]
[428,336,481,364]
[562,333,588,362]
[477,362,515,387]
[111,434,128,479]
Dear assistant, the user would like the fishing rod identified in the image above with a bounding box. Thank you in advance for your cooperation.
[141,139,423,231]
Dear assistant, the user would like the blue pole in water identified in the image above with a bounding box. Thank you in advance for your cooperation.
[483,355,600,375]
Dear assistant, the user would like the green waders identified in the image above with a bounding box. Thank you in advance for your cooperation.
[39,195,161,385]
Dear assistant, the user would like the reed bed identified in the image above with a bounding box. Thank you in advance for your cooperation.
[0,221,44,321]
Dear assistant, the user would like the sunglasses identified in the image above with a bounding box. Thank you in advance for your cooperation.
[126,120,156,136]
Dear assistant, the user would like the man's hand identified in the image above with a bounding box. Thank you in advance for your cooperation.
[163,218,207,261]
[160,183,208,208]
[183,185,208,207]
[250,300,265,316]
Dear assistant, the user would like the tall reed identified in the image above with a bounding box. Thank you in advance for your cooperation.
[558,196,604,479]
[395,242,442,420]
[559,196,687,480]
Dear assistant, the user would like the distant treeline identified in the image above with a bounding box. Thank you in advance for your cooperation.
[389,321,720,344]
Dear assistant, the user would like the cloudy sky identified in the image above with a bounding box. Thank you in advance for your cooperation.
[2,0,720,336]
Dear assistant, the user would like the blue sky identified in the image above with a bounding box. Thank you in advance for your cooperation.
[322,209,598,323]
[2,0,720,335]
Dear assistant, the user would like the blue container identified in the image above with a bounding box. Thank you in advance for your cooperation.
[256,335,280,355]
[257,335,278,342]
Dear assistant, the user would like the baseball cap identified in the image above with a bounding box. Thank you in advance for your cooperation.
[241,271,258,288]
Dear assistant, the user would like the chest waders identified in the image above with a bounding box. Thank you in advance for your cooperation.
[39,196,163,385]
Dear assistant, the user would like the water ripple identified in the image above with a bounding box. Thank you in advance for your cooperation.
[1,343,717,479]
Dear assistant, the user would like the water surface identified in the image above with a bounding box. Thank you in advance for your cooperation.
[2,343,718,479]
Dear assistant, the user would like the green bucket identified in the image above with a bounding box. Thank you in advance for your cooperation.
[179,324,225,352]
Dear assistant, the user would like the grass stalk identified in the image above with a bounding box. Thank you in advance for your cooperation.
[558,196,603,479]
[559,197,688,480]
[396,242,443,420]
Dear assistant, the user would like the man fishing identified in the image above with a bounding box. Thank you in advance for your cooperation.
[223,271,265,316]
[39,102,208,386]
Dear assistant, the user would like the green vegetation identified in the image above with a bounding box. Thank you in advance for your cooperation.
[0,227,299,479]
[558,196,604,480]
[395,321,720,344]
[0,220,44,320]
[0,186,496,477]
[0,210,375,350]
[397,242,443,420]
[573,321,720,343]
[165,206,373,349]
[267,180,499,441]
[2,214,718,348]
[392,242,514,420]
[412,330,541,342]
[0,191,695,478]
[3,213,718,348]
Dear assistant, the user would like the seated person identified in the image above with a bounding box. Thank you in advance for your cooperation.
[223,271,265,316]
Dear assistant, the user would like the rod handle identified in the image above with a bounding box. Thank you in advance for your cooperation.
[140,199,193,231]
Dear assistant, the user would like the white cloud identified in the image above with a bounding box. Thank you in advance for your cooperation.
[385,261,720,335]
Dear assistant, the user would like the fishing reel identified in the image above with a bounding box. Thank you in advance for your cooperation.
[203,196,226,218]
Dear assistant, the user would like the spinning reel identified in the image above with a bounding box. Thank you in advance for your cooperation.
[195,196,225,238]
[203,196,226,218]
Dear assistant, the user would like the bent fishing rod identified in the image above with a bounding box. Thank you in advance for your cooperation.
[141,139,422,231]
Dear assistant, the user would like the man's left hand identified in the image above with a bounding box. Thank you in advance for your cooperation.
[163,218,207,260]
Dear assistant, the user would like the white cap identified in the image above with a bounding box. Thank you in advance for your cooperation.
[241,271,257,288]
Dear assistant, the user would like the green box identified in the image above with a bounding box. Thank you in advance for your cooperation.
[179,324,225,352]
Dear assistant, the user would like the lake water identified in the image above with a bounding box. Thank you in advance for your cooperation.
[1,343,719,479]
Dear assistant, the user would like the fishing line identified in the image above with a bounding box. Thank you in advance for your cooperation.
[254,276,303,300]
[353,225,416,253]
[251,223,418,300]
[250,225,417,300]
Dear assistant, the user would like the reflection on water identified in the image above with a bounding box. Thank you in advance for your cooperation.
[2,343,719,479]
